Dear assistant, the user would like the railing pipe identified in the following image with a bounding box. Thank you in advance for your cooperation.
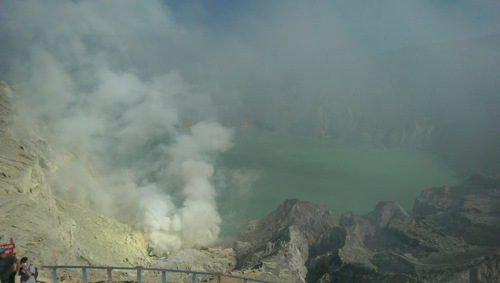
[42,265,275,283]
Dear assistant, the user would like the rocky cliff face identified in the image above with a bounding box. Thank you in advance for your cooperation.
[413,174,500,247]
[234,175,500,282]
[234,199,339,282]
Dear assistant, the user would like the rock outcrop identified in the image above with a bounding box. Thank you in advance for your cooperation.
[413,174,500,247]
[234,199,338,282]
[234,175,500,282]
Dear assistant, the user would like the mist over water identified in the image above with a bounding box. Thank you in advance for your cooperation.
[216,128,457,238]
[1,1,499,253]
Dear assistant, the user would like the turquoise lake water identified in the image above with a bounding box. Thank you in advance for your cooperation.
[217,127,458,239]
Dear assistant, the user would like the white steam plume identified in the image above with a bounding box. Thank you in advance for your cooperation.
[14,64,234,253]
[0,0,234,254]
[14,66,234,253]
[145,122,234,252]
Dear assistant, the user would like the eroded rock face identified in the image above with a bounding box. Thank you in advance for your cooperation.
[413,174,500,246]
[235,175,500,282]
[234,199,339,282]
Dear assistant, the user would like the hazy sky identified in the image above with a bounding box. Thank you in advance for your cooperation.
[1,0,499,254]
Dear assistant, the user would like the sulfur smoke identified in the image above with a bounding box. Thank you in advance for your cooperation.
[13,67,234,253]
[0,1,235,254]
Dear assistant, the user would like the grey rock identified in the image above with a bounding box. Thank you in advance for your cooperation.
[235,199,338,282]
[366,201,409,229]
[413,174,500,246]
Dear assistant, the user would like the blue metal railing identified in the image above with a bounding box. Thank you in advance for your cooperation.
[42,265,276,283]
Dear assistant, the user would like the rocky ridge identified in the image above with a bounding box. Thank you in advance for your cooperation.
[234,175,500,282]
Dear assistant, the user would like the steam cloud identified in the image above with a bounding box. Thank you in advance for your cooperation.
[0,0,235,254]
[1,1,499,253]
[13,63,234,253]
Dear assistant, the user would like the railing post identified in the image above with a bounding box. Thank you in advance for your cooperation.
[161,271,166,283]
[51,268,58,283]
[82,268,88,283]
[192,272,196,283]
[107,268,113,283]
[137,268,142,283]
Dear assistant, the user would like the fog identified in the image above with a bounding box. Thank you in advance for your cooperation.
[1,1,499,254]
